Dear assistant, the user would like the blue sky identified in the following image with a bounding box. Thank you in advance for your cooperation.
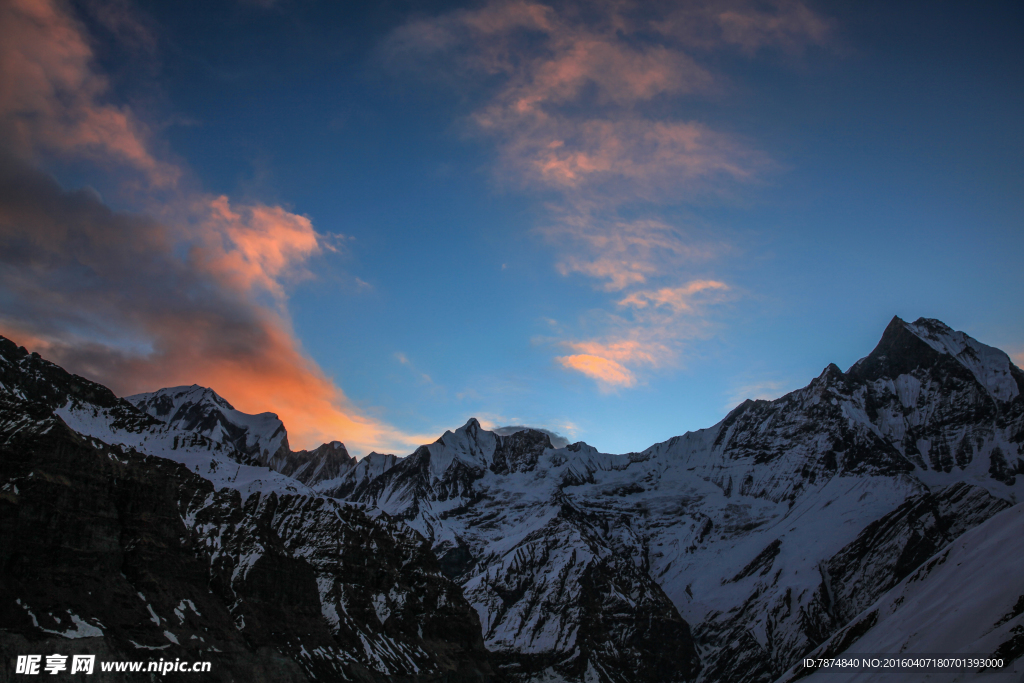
[0,0,1021,455]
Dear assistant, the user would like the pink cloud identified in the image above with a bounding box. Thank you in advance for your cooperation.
[460,0,554,36]
[548,215,726,291]
[618,280,730,312]
[490,118,761,196]
[196,196,323,300]
[556,354,636,388]
[0,0,178,185]
[715,0,832,54]
[385,0,828,388]
[651,0,832,54]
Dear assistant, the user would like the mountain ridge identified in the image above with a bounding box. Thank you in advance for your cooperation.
[3,315,1024,682]
[0,335,500,682]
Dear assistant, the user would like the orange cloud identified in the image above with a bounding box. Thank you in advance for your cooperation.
[563,339,667,366]
[0,312,426,457]
[0,1,426,455]
[552,278,733,386]
[197,195,323,299]
[0,158,429,455]
[556,354,635,388]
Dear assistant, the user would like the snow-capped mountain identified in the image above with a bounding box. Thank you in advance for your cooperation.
[329,317,1024,683]
[0,337,498,681]
[127,384,290,465]
[124,385,397,490]
[2,315,1022,683]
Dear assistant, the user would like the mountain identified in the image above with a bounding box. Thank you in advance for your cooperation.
[329,317,1024,682]
[127,385,291,465]
[0,338,499,682]
[125,386,400,490]
[3,315,1023,683]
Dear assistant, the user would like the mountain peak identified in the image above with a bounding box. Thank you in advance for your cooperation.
[847,316,1020,402]
[127,385,289,461]
[129,385,235,415]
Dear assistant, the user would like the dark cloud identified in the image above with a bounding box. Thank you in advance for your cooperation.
[0,153,262,373]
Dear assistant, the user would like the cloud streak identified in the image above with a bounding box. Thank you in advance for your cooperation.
[388,0,829,387]
[0,0,428,455]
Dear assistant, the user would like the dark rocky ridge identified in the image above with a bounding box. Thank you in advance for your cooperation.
[273,440,355,484]
[0,338,500,682]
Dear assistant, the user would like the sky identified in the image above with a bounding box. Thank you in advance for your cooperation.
[0,0,1021,456]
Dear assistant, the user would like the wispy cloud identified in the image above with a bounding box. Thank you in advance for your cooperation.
[395,351,434,384]
[387,0,829,387]
[0,0,429,455]
[554,279,732,389]
[618,280,730,312]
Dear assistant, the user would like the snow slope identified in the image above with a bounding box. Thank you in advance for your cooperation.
[777,501,1024,683]
[54,398,315,501]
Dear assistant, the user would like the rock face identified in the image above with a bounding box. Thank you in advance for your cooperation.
[0,338,498,682]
